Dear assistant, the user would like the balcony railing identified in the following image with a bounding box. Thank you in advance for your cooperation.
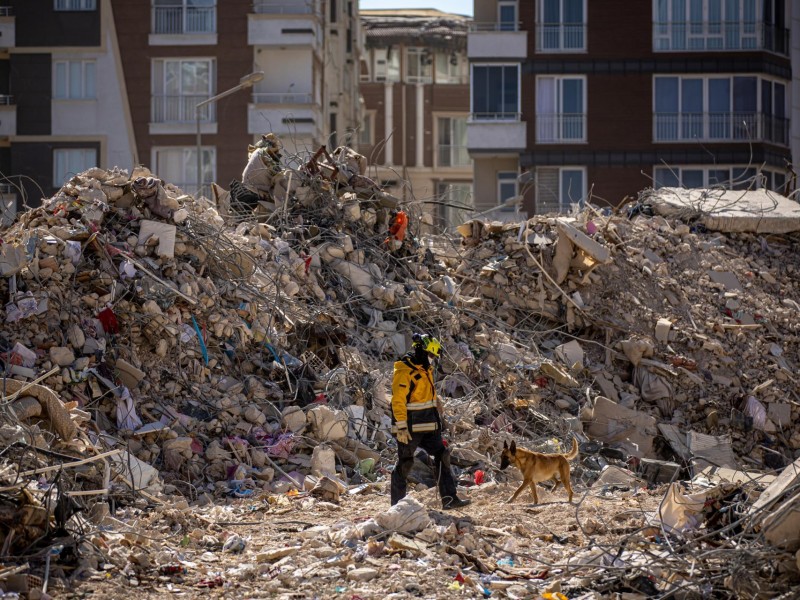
[536,23,586,52]
[252,92,313,104]
[153,5,216,34]
[536,113,586,142]
[152,94,214,123]
[653,21,789,54]
[654,112,789,145]
[252,0,314,14]
[0,95,14,105]
[469,21,520,32]
[470,112,521,122]
[438,145,470,168]
[0,7,12,16]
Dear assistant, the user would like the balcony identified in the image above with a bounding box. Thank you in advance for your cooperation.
[467,114,526,153]
[252,92,313,104]
[653,112,789,146]
[150,94,216,135]
[653,21,790,55]
[252,0,315,14]
[468,22,527,59]
[248,96,320,138]
[150,4,217,45]
[0,95,16,137]
[0,6,13,48]
[437,145,471,168]
[249,0,319,50]
[535,23,586,53]
[536,113,586,143]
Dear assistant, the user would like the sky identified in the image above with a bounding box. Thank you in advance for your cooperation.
[358,0,473,17]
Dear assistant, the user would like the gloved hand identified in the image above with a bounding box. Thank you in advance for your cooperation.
[395,425,411,444]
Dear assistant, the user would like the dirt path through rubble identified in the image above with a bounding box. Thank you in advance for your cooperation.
[69,481,665,600]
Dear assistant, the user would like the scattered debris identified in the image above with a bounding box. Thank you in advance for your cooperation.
[0,137,798,598]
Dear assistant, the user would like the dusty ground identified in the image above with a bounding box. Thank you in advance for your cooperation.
[62,476,666,600]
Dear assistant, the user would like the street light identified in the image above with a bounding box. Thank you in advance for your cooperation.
[195,70,265,196]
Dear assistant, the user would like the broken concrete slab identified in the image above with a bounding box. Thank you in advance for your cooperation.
[649,187,800,234]
[586,396,657,458]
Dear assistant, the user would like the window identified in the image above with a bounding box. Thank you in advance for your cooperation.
[536,167,585,213]
[498,172,518,209]
[653,165,790,191]
[436,182,473,229]
[54,148,97,187]
[437,117,470,167]
[54,0,96,10]
[406,48,432,84]
[653,75,787,144]
[152,58,214,123]
[373,48,400,82]
[154,146,214,193]
[498,1,518,31]
[653,0,774,51]
[435,52,462,84]
[359,112,374,145]
[153,0,216,35]
[54,60,96,100]
[537,0,586,52]
[471,64,520,120]
[536,76,586,142]
[330,0,337,22]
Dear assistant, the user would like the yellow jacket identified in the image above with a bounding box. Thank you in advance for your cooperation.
[391,355,439,433]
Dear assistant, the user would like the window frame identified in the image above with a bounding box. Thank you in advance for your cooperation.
[435,115,470,168]
[152,0,217,35]
[652,73,788,144]
[498,1,518,31]
[434,51,463,84]
[436,181,473,229]
[536,0,587,52]
[359,111,374,146]
[535,166,586,213]
[54,0,96,11]
[653,0,762,52]
[470,63,521,121]
[406,47,433,84]
[151,57,215,124]
[152,146,216,194]
[53,148,98,187]
[53,59,96,100]
[652,164,788,191]
[535,74,587,143]
[497,171,519,211]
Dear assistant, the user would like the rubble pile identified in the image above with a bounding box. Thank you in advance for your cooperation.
[0,139,798,598]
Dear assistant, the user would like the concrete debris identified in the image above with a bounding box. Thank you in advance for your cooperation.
[0,137,799,598]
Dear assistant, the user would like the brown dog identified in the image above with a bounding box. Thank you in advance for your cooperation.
[500,437,579,504]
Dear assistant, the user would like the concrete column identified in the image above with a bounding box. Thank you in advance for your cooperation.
[416,83,424,167]
[384,82,393,166]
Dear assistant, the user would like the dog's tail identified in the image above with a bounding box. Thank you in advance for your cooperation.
[564,436,579,460]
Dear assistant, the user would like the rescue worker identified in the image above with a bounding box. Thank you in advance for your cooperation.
[390,333,471,509]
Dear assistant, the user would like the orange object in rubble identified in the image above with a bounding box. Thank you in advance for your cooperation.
[387,210,408,242]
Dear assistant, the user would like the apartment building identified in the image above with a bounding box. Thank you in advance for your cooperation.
[0,0,361,214]
[468,0,797,217]
[0,0,134,217]
[360,9,471,230]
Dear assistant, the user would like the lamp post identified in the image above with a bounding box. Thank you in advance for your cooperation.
[195,70,264,196]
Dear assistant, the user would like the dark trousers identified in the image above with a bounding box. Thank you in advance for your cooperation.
[390,431,458,505]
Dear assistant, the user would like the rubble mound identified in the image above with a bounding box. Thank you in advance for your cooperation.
[0,144,798,598]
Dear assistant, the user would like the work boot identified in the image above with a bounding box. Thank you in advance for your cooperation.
[442,496,471,510]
